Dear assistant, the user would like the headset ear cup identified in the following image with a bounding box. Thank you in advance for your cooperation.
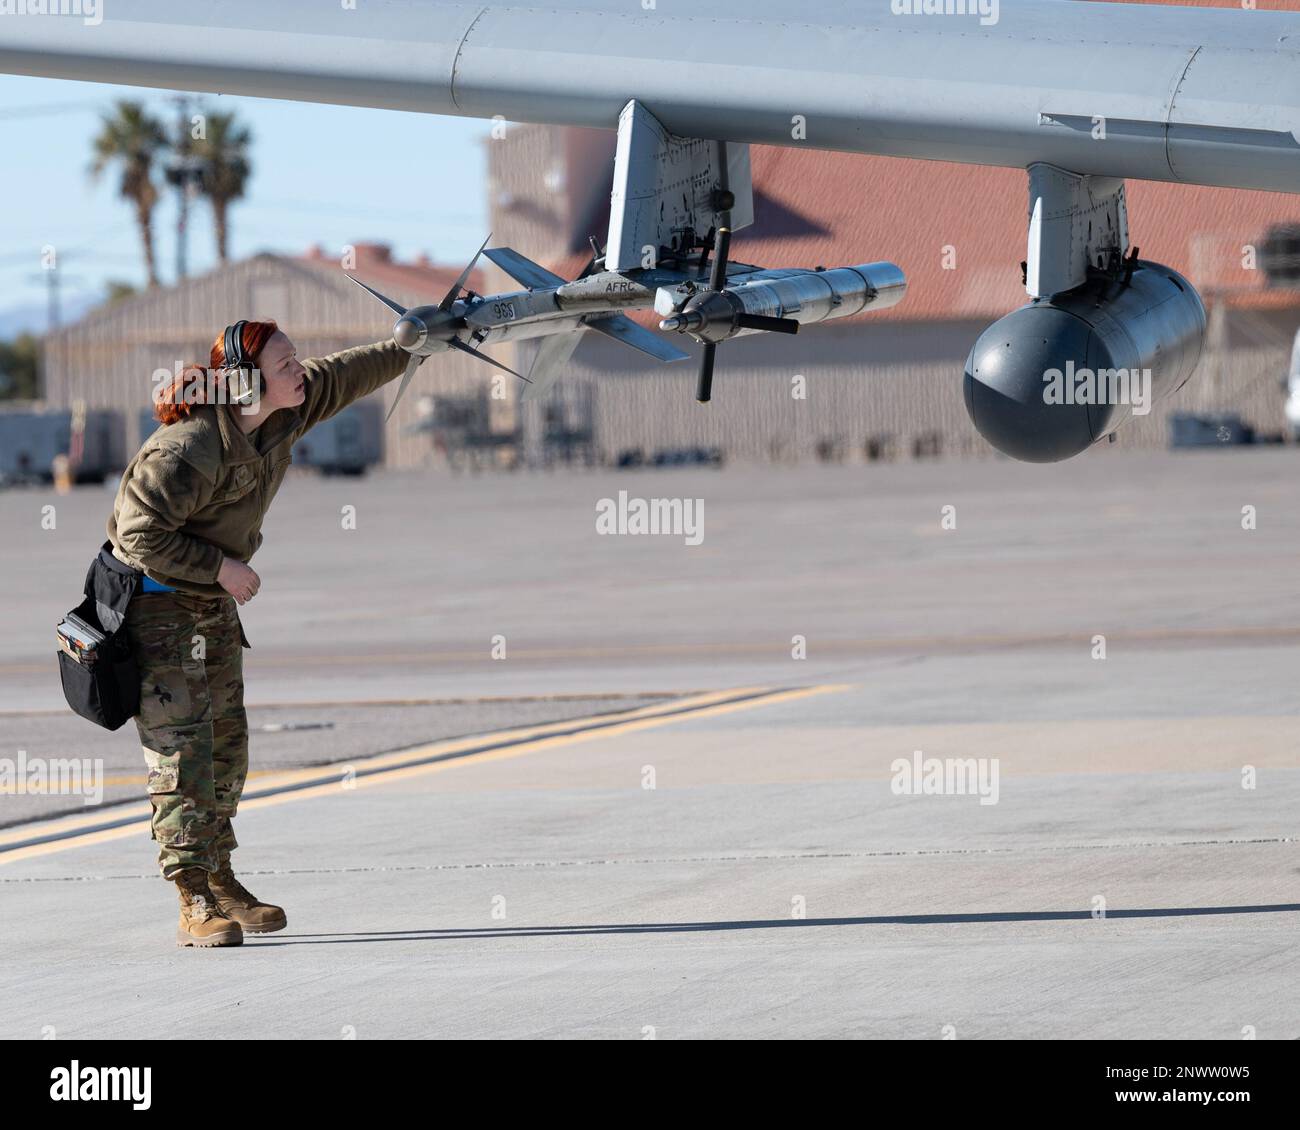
[224,320,248,370]
[222,320,252,405]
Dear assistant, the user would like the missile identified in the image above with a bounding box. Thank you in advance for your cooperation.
[346,234,529,420]
[657,262,907,345]
[350,236,908,414]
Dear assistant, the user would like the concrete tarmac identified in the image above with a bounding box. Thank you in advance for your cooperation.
[1,449,1297,1038]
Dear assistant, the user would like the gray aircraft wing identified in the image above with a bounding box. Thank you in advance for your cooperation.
[1,1,1296,193]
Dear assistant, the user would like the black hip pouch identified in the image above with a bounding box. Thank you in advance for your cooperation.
[56,542,143,731]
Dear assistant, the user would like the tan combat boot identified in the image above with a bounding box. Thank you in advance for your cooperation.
[173,867,243,948]
[209,863,287,933]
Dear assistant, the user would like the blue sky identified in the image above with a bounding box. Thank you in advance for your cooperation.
[0,74,490,336]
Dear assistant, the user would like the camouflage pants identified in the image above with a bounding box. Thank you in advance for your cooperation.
[122,591,248,879]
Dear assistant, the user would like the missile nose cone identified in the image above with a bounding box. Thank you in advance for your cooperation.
[659,314,686,332]
[393,316,425,350]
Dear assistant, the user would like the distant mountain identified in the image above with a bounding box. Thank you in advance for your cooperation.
[0,293,101,340]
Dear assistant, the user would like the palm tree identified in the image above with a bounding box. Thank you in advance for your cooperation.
[191,112,252,263]
[89,101,168,288]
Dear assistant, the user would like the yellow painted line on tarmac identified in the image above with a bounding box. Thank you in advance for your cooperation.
[0,689,746,846]
[239,683,845,810]
[2,766,286,790]
[0,684,847,866]
[0,691,688,719]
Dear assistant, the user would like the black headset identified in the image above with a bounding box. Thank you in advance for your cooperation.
[223,320,262,406]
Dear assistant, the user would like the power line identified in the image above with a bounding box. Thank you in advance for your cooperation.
[0,97,166,121]
[0,247,137,267]
[0,218,137,258]
[243,197,483,224]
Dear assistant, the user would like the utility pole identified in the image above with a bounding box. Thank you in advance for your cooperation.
[28,254,83,332]
[42,264,60,331]
[164,94,205,282]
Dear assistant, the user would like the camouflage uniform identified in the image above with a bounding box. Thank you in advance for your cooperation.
[105,339,407,881]
[123,590,248,878]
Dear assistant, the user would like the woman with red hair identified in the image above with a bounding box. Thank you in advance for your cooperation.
[105,320,408,946]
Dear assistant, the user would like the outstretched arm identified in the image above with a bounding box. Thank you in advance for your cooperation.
[297,339,409,433]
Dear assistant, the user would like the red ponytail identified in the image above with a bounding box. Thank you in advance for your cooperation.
[153,364,212,426]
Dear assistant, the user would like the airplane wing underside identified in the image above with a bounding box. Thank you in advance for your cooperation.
[0,1,1296,193]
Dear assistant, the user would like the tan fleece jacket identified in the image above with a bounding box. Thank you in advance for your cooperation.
[107,339,408,597]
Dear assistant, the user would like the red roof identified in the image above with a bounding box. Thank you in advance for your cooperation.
[298,242,482,303]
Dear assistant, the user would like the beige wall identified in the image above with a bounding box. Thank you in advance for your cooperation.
[534,317,1294,466]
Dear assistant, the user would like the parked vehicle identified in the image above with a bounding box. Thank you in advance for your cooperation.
[0,406,124,484]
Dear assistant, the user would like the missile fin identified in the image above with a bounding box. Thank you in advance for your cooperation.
[385,353,426,422]
[439,234,493,311]
[520,330,583,402]
[346,274,408,317]
[482,247,567,290]
[448,337,530,384]
[586,314,690,363]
